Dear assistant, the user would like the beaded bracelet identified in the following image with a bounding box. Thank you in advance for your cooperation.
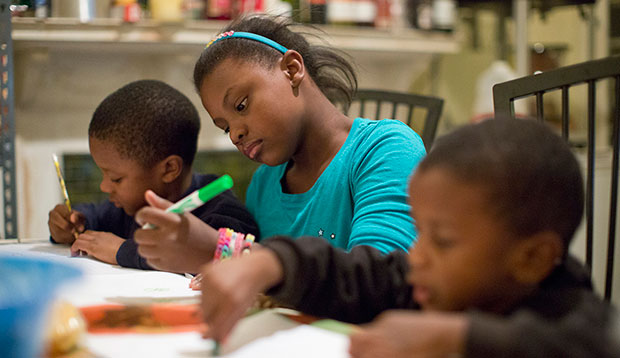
[214,228,255,262]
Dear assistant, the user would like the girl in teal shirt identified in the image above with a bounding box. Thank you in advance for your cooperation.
[133,15,426,272]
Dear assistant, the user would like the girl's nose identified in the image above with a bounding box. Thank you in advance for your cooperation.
[230,125,248,144]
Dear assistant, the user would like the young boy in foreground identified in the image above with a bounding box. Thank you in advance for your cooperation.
[48,80,258,271]
[196,119,619,357]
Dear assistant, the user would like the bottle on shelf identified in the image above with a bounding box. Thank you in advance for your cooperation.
[205,0,233,20]
[374,0,392,29]
[308,0,327,24]
[111,0,142,22]
[326,0,355,26]
[264,0,293,18]
[354,0,377,27]
[285,0,301,22]
[183,0,207,19]
[406,0,432,30]
[431,0,456,32]
[34,0,48,18]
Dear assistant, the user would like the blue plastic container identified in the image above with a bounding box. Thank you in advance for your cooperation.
[0,255,82,358]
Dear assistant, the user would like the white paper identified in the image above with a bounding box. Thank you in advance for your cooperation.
[0,243,198,306]
[226,325,350,358]
[86,331,212,358]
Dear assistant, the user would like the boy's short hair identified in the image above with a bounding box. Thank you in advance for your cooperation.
[418,118,584,251]
[89,80,201,168]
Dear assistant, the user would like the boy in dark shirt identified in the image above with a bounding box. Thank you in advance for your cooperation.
[195,119,619,357]
[48,80,258,271]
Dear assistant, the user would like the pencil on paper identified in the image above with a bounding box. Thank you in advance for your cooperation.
[53,153,72,212]
[52,153,79,241]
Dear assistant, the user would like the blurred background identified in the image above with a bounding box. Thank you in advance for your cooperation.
[3,0,616,242]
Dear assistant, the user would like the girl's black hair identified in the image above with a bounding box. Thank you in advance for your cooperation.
[418,118,584,252]
[193,15,358,107]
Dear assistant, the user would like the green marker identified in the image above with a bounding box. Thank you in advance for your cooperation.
[143,174,233,229]
[213,341,221,356]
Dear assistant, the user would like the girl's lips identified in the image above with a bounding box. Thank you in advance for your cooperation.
[243,140,262,160]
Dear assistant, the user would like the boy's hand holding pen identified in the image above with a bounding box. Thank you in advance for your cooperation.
[49,154,86,253]
[48,204,86,244]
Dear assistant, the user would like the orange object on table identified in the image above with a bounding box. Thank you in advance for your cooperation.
[79,304,204,334]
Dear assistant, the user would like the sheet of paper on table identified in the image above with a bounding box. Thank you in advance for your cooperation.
[0,243,200,306]
[227,325,350,358]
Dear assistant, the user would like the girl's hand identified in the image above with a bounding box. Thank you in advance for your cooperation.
[134,190,218,273]
[348,311,467,358]
[189,273,203,290]
[200,248,283,342]
[48,204,86,244]
[70,231,123,264]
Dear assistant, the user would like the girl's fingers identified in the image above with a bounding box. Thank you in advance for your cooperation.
[189,274,203,290]
[136,242,162,260]
[135,206,180,228]
[144,190,173,210]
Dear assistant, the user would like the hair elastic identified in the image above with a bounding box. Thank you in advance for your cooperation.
[205,31,288,54]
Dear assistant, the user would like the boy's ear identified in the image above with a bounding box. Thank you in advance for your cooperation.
[509,231,564,285]
[158,155,184,184]
[280,50,305,89]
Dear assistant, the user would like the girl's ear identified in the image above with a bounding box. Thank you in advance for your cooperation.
[280,50,305,88]
[158,155,184,184]
[509,231,564,284]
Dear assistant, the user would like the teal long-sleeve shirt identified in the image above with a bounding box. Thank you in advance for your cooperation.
[245,117,426,253]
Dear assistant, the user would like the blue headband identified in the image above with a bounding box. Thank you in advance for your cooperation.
[205,31,288,54]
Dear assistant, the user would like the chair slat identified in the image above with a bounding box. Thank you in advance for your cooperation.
[360,99,366,118]
[561,86,569,140]
[347,89,444,152]
[585,80,596,274]
[390,102,397,120]
[606,76,620,300]
[406,105,414,128]
[536,92,544,122]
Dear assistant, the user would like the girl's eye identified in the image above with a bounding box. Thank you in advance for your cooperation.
[111,177,122,184]
[236,98,248,112]
[432,235,454,249]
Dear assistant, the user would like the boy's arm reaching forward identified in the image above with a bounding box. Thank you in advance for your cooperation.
[263,236,417,322]
[199,235,416,341]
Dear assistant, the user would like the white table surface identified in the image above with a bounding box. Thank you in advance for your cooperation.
[0,241,350,358]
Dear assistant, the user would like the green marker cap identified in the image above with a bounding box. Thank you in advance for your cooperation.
[198,174,233,203]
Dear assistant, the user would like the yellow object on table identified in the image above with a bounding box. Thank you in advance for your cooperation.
[46,301,86,356]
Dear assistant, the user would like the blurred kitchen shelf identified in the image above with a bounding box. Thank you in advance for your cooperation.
[11,17,461,55]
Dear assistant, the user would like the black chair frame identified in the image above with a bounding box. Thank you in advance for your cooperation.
[494,55,620,300]
[344,89,444,152]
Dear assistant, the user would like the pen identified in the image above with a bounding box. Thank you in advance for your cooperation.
[142,174,233,229]
[52,154,79,241]
[213,341,220,356]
